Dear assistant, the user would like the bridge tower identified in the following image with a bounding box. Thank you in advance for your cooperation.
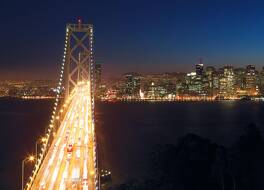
[63,20,98,189]
[64,19,94,99]
[23,20,99,190]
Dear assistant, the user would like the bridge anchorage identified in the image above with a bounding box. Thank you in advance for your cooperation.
[23,20,99,190]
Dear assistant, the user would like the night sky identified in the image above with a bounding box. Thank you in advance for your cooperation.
[1,0,264,80]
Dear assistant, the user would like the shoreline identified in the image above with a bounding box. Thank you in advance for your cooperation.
[1,96,263,102]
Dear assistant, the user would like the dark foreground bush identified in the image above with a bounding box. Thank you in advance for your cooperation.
[114,123,264,190]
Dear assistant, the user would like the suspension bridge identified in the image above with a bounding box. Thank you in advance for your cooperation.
[22,20,99,190]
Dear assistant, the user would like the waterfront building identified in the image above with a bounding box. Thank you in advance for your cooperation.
[186,72,203,95]
[259,67,264,95]
[123,72,141,98]
[205,66,215,87]
[212,71,220,96]
[94,64,104,98]
[205,66,216,96]
[219,66,235,98]
[234,68,246,96]
[196,62,204,77]
[147,82,156,99]
[245,65,257,95]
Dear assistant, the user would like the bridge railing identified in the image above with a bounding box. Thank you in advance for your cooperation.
[23,29,70,190]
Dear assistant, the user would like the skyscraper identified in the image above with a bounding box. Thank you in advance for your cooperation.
[245,65,257,95]
[193,58,205,95]
[234,68,246,94]
[219,66,235,98]
[195,60,204,77]
[205,66,216,96]
[123,73,141,98]
[186,72,203,95]
[259,67,264,95]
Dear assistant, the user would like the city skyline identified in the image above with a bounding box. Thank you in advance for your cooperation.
[2,62,264,101]
[1,1,264,189]
[2,0,264,79]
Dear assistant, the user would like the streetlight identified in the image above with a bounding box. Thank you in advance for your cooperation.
[21,155,35,190]
[35,137,47,159]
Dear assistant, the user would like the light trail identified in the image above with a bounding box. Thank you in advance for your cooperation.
[30,82,97,190]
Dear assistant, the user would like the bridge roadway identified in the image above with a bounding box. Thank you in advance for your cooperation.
[31,82,96,190]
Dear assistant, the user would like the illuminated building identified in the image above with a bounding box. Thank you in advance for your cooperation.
[219,66,235,98]
[245,65,257,95]
[140,73,182,99]
[191,59,205,96]
[205,66,216,96]
[205,66,215,87]
[186,72,203,95]
[186,61,207,96]
[0,82,9,97]
[176,78,186,96]
[160,73,176,95]
[147,82,156,99]
[94,64,104,98]
[196,60,204,77]
[259,67,264,95]
[234,68,246,95]
[5,80,56,98]
[212,71,220,96]
[123,72,141,98]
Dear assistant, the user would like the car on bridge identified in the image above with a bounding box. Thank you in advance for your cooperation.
[67,143,74,160]
[82,179,88,190]
[67,143,73,152]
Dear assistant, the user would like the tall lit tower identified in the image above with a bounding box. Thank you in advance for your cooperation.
[245,65,257,95]
[196,57,204,76]
[25,21,99,190]
[63,20,97,188]
[64,19,94,98]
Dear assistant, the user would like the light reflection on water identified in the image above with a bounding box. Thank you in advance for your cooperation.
[1,100,264,189]
[96,101,264,184]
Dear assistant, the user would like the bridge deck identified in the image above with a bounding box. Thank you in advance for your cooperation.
[30,83,96,190]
